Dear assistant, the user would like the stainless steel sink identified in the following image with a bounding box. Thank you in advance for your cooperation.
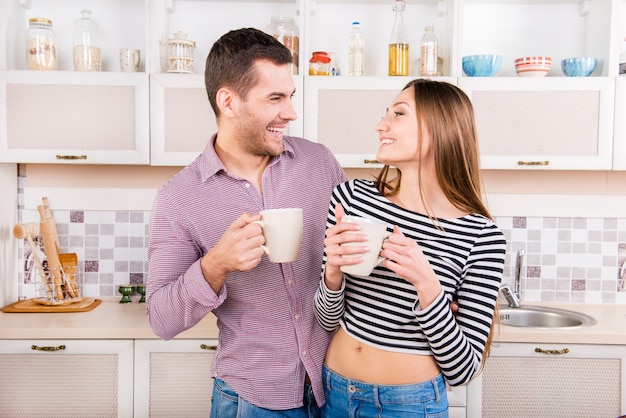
[499,305,596,328]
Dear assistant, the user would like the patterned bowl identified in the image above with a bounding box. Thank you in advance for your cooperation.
[462,54,503,77]
[561,57,597,77]
[514,56,551,77]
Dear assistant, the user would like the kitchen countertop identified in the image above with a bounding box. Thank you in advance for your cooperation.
[1,298,625,344]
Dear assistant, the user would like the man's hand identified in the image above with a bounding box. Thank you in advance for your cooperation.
[200,213,265,293]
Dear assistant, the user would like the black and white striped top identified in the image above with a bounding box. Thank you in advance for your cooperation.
[315,179,506,386]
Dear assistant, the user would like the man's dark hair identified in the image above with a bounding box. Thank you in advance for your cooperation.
[205,27,293,117]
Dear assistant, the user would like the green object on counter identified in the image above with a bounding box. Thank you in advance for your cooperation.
[118,285,135,303]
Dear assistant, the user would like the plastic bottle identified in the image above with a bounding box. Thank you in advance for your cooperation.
[73,9,101,71]
[388,0,409,76]
[348,22,364,76]
[266,16,300,75]
[26,18,56,70]
[420,26,438,76]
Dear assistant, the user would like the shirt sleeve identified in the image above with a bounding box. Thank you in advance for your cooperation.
[145,188,226,340]
[314,271,346,331]
[413,221,506,386]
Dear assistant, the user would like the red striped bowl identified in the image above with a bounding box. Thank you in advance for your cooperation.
[514,56,551,77]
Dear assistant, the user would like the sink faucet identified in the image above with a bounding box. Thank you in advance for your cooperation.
[500,249,525,308]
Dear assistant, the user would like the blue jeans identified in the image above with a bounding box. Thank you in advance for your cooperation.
[210,378,320,418]
[321,364,449,418]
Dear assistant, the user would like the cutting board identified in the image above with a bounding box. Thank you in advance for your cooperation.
[1,298,101,313]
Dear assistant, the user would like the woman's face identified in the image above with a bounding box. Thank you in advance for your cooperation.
[374,87,433,169]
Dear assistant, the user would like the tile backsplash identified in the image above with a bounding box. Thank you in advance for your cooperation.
[16,207,626,304]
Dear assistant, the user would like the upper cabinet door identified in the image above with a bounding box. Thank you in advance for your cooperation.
[459,77,616,170]
[303,76,457,168]
[0,70,150,164]
[150,73,304,166]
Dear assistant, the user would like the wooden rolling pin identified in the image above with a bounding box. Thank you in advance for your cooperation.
[38,205,66,300]
[13,222,52,299]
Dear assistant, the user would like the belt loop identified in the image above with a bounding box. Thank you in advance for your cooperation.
[324,366,331,391]
[431,377,441,403]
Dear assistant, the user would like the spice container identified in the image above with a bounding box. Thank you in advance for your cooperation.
[309,51,331,76]
[26,18,56,70]
[165,31,196,73]
[73,9,101,71]
[266,16,299,75]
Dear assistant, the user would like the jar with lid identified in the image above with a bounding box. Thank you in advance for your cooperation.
[266,16,299,75]
[73,9,101,71]
[165,31,196,73]
[26,18,56,70]
[309,51,331,76]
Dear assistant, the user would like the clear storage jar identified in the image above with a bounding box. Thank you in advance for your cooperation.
[266,16,299,75]
[73,9,102,71]
[27,18,57,70]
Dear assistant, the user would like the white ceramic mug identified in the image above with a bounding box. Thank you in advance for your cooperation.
[254,208,303,263]
[340,215,391,276]
[120,48,140,72]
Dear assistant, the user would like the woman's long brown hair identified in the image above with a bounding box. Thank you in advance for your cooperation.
[375,79,498,364]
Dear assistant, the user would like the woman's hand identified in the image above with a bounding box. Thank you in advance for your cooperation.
[381,226,443,308]
[322,204,368,291]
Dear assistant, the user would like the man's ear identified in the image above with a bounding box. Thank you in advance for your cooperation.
[216,87,237,117]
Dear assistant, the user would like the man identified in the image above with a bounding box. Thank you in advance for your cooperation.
[146,28,346,417]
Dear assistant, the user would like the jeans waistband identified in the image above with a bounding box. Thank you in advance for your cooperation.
[322,364,446,404]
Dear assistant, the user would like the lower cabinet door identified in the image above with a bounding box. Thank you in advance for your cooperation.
[134,339,217,418]
[0,339,134,417]
[466,342,626,418]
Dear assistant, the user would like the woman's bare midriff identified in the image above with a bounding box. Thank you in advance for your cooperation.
[325,327,441,385]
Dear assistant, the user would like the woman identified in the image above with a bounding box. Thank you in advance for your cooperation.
[315,79,506,417]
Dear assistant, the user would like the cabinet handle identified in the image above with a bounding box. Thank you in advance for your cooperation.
[517,160,549,166]
[535,347,569,355]
[56,155,87,160]
[363,159,381,164]
[200,344,217,351]
[31,344,66,352]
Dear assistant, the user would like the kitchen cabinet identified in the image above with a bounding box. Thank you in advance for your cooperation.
[466,342,626,418]
[0,0,624,168]
[0,339,134,418]
[150,73,304,166]
[303,76,455,167]
[458,77,616,170]
[0,70,150,164]
[134,339,217,417]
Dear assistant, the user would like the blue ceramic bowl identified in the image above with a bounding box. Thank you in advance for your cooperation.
[462,55,503,77]
[561,57,597,77]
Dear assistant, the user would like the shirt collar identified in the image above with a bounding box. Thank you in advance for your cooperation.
[199,133,296,182]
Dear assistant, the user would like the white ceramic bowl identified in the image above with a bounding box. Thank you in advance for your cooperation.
[514,56,551,77]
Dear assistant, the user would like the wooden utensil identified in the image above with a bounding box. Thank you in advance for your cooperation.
[59,253,79,298]
[13,222,52,299]
[38,205,65,300]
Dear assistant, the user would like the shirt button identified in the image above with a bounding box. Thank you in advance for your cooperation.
[295,314,300,320]
[288,280,293,285]
[244,183,250,188]
[301,350,307,356]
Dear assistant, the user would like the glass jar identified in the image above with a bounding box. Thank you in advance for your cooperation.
[309,51,331,76]
[26,18,56,70]
[266,16,299,75]
[165,31,196,73]
[73,9,101,71]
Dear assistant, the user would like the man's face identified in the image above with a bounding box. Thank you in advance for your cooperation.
[234,60,297,157]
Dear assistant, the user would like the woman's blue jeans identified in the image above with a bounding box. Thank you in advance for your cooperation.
[321,364,449,418]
